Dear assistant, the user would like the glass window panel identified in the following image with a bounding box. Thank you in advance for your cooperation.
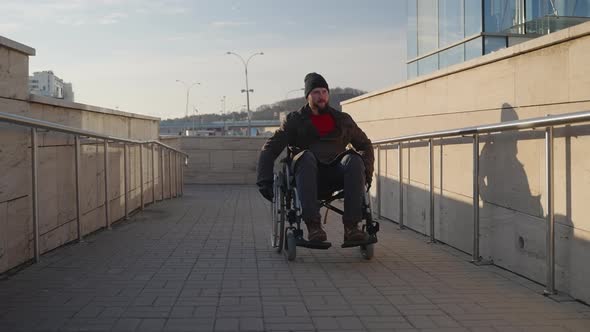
[484,0,517,32]
[407,62,418,80]
[508,36,534,47]
[408,0,418,59]
[418,53,439,76]
[418,0,438,55]
[440,43,465,68]
[439,0,464,47]
[465,0,483,36]
[484,36,507,54]
[555,0,590,17]
[465,37,483,61]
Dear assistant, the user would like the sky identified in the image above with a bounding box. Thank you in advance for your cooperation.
[2,0,407,120]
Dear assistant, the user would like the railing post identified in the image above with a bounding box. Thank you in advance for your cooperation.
[180,155,185,197]
[545,126,556,295]
[398,143,404,229]
[177,153,182,197]
[124,143,129,219]
[140,143,144,210]
[429,138,435,243]
[473,134,480,262]
[104,139,110,229]
[168,150,172,199]
[160,146,164,200]
[75,136,82,242]
[376,145,381,218]
[31,128,40,263]
[152,144,156,203]
[174,152,179,197]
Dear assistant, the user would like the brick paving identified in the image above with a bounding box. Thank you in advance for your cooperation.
[0,185,589,332]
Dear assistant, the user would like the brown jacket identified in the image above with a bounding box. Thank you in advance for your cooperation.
[257,104,374,185]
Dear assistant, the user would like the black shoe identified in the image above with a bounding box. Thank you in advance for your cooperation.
[306,222,327,242]
[343,223,369,243]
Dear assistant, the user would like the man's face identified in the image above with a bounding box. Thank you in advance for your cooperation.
[307,87,329,111]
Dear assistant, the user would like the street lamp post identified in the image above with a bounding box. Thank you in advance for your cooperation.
[175,80,200,136]
[220,96,226,136]
[226,51,264,136]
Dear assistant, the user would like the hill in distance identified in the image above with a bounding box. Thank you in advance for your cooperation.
[161,87,366,125]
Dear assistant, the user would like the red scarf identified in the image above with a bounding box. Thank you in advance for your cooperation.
[310,112,335,137]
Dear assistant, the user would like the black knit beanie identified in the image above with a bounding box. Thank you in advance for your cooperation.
[304,72,329,98]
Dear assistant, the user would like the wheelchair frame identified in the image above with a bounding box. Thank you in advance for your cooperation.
[270,150,379,261]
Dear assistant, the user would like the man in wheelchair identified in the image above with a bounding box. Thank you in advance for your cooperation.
[257,72,374,246]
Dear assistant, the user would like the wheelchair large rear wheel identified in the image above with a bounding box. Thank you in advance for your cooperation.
[271,176,285,253]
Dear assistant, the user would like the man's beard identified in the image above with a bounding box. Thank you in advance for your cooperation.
[314,100,329,114]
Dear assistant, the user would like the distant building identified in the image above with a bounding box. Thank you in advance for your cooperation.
[408,0,590,79]
[29,70,74,102]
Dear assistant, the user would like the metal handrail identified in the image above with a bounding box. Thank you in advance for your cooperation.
[0,110,187,266]
[373,110,590,144]
[0,111,188,156]
[371,109,590,296]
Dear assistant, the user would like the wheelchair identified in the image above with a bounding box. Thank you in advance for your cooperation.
[270,149,379,261]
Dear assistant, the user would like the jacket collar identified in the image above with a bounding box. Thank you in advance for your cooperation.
[300,103,341,118]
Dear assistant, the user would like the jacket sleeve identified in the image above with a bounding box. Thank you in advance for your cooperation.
[256,115,291,185]
[349,117,374,183]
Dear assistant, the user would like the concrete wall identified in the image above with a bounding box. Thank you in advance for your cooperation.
[342,22,590,303]
[0,36,182,273]
[177,136,266,184]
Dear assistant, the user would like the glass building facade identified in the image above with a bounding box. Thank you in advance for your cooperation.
[408,0,590,79]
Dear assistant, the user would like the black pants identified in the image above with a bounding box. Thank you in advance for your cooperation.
[292,150,365,225]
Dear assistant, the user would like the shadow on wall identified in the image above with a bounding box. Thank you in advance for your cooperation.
[374,102,590,303]
[479,104,544,218]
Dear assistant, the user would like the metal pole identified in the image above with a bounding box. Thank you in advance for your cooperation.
[181,156,185,196]
[545,126,556,295]
[376,145,381,218]
[152,144,155,203]
[160,146,164,200]
[174,152,179,197]
[473,134,480,261]
[184,89,189,135]
[75,136,82,242]
[124,143,129,219]
[398,143,404,229]
[139,144,144,210]
[31,128,40,263]
[104,140,110,229]
[177,153,181,197]
[429,138,435,243]
[245,67,251,136]
[168,150,172,199]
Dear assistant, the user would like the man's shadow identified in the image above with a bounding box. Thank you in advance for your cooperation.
[478,103,544,261]
[479,103,544,217]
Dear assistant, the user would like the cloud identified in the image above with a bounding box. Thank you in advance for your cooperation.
[0,23,22,34]
[210,21,253,28]
[56,17,87,26]
[98,12,128,25]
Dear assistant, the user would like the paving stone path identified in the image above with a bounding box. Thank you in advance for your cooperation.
[1,185,589,331]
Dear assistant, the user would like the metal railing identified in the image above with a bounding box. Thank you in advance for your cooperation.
[0,111,188,264]
[372,109,590,296]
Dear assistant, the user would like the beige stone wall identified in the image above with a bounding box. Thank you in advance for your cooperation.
[178,137,266,184]
[342,22,590,303]
[0,36,180,273]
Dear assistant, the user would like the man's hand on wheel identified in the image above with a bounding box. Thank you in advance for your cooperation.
[258,181,274,202]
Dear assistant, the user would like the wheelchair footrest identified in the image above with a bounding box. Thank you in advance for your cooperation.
[341,236,378,248]
[296,239,332,249]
